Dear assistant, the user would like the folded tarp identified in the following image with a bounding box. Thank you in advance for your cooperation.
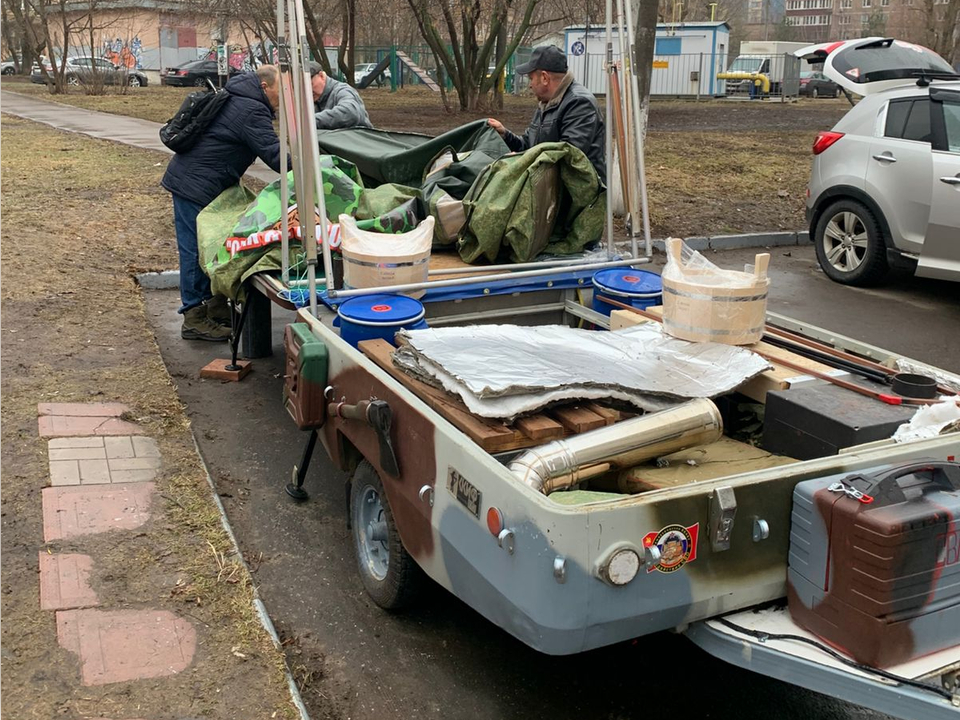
[315,119,508,187]
[394,323,772,420]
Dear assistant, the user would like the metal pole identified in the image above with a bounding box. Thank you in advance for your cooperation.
[604,0,615,256]
[327,257,650,299]
[293,0,332,316]
[427,253,620,276]
[277,0,290,285]
[614,0,639,260]
[697,51,702,101]
[622,0,652,257]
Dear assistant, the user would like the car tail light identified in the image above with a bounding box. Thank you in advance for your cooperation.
[800,78,809,85]
[178,69,188,76]
[812,131,844,155]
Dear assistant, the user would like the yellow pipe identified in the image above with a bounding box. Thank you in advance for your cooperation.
[716,71,771,94]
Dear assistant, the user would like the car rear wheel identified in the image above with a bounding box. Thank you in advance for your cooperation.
[349,460,422,610]
[834,86,841,98]
[66,74,80,86]
[193,77,207,87]
[814,199,888,286]
[811,87,819,99]
[127,75,142,87]
[1,67,15,76]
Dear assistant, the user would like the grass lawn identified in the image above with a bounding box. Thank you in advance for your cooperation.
[2,79,817,236]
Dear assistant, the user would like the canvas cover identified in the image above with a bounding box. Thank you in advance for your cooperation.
[198,123,608,299]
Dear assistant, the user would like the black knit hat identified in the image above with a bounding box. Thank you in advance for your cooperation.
[515,45,567,75]
[308,61,323,77]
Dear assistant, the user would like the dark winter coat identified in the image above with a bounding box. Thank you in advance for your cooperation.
[162,72,283,207]
[503,76,606,179]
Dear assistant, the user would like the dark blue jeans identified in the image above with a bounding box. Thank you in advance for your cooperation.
[172,194,211,314]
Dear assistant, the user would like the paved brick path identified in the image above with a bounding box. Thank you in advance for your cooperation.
[37,401,197,695]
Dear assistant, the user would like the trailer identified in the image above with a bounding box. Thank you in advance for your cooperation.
[257,0,960,713]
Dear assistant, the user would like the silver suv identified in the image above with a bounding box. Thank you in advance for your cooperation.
[803,38,960,284]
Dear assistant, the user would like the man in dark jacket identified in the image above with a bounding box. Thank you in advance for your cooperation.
[308,61,372,130]
[488,45,605,179]
[161,65,284,341]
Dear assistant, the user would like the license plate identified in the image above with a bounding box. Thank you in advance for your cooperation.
[447,467,481,518]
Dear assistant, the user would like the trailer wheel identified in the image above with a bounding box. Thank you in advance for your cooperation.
[350,460,422,610]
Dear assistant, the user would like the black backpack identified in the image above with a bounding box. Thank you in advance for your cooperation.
[159,86,230,153]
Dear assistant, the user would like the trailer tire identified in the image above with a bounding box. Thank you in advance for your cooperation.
[350,460,422,610]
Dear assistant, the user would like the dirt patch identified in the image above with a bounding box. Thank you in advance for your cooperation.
[0,115,300,719]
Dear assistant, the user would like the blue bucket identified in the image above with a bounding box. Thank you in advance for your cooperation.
[336,294,428,348]
[592,268,663,316]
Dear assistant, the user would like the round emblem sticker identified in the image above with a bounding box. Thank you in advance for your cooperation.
[622,275,641,283]
[371,304,392,312]
[646,524,696,573]
[571,41,585,56]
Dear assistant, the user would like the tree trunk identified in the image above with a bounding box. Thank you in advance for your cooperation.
[633,0,658,141]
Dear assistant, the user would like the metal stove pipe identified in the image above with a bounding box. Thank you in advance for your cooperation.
[509,399,723,495]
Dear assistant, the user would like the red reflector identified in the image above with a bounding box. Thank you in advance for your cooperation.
[486,507,504,537]
[813,131,844,155]
[178,69,188,75]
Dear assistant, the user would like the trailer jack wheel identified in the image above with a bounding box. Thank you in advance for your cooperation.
[285,429,318,501]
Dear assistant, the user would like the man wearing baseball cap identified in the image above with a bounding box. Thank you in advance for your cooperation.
[488,45,605,178]
[308,61,372,130]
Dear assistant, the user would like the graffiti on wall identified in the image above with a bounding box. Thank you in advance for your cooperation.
[102,36,143,69]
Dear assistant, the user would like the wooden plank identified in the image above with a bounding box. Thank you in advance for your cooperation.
[583,403,620,424]
[610,306,837,403]
[358,339,524,452]
[515,415,565,442]
[549,405,607,434]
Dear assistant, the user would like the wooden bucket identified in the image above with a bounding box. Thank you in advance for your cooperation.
[661,238,770,346]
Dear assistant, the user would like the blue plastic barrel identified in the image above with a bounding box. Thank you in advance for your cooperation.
[336,294,428,348]
[592,268,663,316]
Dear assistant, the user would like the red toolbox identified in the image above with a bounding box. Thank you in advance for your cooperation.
[788,460,960,667]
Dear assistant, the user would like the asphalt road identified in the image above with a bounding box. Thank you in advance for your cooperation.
[143,244,959,720]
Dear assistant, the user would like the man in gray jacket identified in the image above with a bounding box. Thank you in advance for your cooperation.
[488,45,605,179]
[309,61,372,130]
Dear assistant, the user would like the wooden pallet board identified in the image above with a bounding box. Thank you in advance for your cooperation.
[359,339,627,453]
[360,339,524,452]
[609,308,835,403]
[549,405,609,434]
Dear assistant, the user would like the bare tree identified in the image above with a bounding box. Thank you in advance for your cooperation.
[635,0,658,140]
[406,0,544,111]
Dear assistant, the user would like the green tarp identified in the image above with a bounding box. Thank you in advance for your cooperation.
[198,123,606,300]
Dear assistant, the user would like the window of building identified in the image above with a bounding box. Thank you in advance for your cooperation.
[862,0,871,6]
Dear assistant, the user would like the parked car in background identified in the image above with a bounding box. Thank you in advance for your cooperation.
[30,55,147,86]
[803,37,960,284]
[161,59,239,87]
[799,70,840,98]
[2,56,21,75]
[353,62,390,87]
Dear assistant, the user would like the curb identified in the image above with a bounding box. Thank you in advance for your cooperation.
[645,231,810,253]
[189,433,312,720]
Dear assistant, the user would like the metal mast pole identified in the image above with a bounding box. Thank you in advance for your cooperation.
[277,0,290,285]
[604,0,615,256]
[622,0,653,256]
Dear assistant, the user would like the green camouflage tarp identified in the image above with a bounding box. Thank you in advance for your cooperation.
[198,156,419,300]
[458,142,606,264]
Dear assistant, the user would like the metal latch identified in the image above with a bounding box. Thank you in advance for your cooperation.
[709,486,737,552]
[329,398,400,477]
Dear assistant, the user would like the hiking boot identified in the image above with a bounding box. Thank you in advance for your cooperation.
[181,305,231,342]
[205,295,232,328]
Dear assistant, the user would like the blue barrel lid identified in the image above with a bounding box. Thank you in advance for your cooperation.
[592,268,663,297]
[338,293,425,325]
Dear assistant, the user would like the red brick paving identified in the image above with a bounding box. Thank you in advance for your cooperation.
[41,483,155,541]
[38,415,143,438]
[56,608,196,685]
[37,402,131,417]
[39,553,99,610]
